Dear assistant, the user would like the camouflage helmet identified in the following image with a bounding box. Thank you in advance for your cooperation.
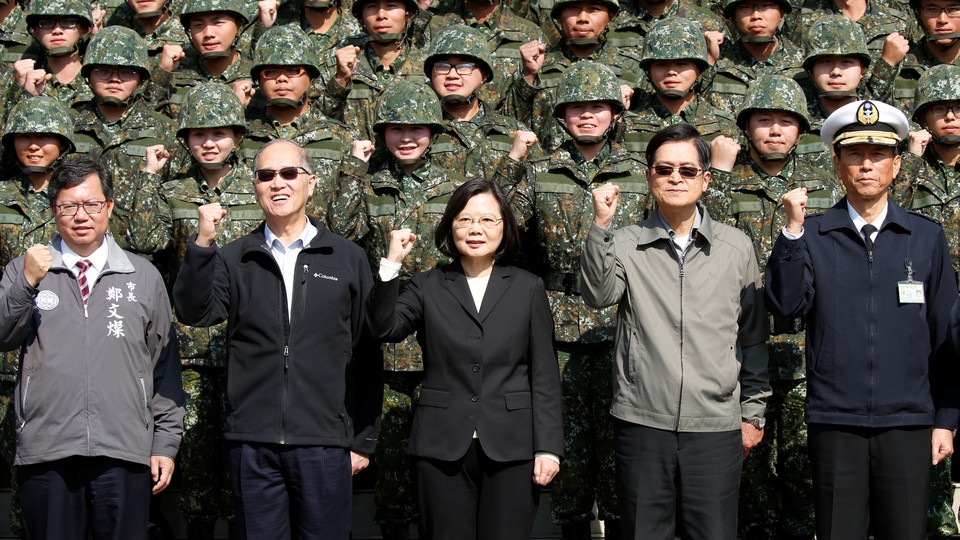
[553,60,624,118]
[721,0,790,20]
[81,26,150,79]
[177,81,246,138]
[373,80,444,133]
[351,0,419,25]
[913,64,960,122]
[25,0,93,28]
[737,75,811,132]
[424,25,494,83]
[251,26,321,79]
[179,0,250,28]
[802,15,871,72]
[2,95,76,155]
[550,0,620,21]
[639,18,709,71]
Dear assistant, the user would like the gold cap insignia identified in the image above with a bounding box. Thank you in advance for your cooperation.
[856,101,879,126]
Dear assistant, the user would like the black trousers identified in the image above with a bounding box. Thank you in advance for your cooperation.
[18,456,151,540]
[413,439,539,540]
[229,442,352,540]
[615,421,742,540]
[808,424,931,540]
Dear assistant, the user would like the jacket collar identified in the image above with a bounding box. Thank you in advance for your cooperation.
[819,197,913,235]
[441,261,513,324]
[240,216,334,254]
[635,204,716,247]
[49,233,135,275]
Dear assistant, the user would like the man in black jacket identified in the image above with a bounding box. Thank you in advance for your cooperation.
[173,138,382,539]
[765,100,959,540]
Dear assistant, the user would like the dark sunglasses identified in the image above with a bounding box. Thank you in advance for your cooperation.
[650,165,702,179]
[254,166,310,183]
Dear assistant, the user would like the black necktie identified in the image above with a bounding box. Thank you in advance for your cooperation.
[862,224,877,252]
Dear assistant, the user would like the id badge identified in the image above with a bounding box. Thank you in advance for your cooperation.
[898,280,925,304]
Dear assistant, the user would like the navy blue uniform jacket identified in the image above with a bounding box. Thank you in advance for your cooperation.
[764,199,959,429]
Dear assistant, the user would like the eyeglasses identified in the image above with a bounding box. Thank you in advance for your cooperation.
[432,62,479,76]
[35,17,81,29]
[929,104,960,118]
[260,66,309,79]
[453,214,503,229]
[90,66,139,80]
[254,166,311,183]
[921,5,960,17]
[56,201,107,217]
[650,165,703,179]
[735,1,780,12]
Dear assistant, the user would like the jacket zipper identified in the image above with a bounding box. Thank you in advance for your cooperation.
[139,376,149,429]
[676,254,685,432]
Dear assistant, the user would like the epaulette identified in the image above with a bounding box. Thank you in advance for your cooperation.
[907,209,942,225]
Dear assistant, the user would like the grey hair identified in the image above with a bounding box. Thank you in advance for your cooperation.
[252,138,313,173]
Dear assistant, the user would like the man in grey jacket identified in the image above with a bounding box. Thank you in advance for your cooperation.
[0,158,185,540]
[580,123,770,540]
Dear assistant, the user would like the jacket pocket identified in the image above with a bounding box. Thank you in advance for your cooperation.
[139,375,149,429]
[17,374,31,431]
[626,329,641,386]
[504,391,532,411]
[417,388,449,408]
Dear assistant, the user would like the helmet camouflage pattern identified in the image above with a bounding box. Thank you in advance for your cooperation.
[251,26,321,79]
[640,18,709,71]
[351,0,419,25]
[26,0,93,28]
[721,0,790,19]
[913,64,960,122]
[737,75,811,131]
[81,26,150,79]
[802,15,871,72]
[179,0,250,27]
[2,95,76,154]
[373,80,444,133]
[553,60,624,118]
[424,25,495,83]
[177,81,247,138]
[550,0,620,20]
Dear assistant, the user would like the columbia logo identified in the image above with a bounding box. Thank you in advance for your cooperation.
[314,273,339,281]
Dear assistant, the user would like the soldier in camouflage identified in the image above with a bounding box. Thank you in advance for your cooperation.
[506,0,643,152]
[425,24,542,201]
[431,0,544,107]
[0,95,77,539]
[154,0,254,119]
[703,0,804,116]
[126,81,262,540]
[105,0,188,70]
[709,75,840,540]
[72,25,180,259]
[242,24,369,241]
[318,0,433,140]
[257,0,362,59]
[892,0,960,114]
[623,18,739,157]
[0,0,40,123]
[361,79,467,540]
[893,64,960,539]
[12,0,94,109]
[522,61,649,540]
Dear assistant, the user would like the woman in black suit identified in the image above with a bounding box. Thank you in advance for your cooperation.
[367,179,564,540]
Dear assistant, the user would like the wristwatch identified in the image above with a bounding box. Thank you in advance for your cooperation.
[744,417,766,430]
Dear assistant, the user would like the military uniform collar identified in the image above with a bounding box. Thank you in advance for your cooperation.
[820,197,913,234]
[457,1,505,33]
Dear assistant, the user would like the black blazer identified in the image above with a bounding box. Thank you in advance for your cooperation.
[367,262,564,463]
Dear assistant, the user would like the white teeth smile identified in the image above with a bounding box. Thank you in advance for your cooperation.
[272,195,289,202]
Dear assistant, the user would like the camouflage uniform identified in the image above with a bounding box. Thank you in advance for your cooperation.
[803,0,919,60]
[74,27,179,259]
[893,65,960,539]
[240,26,368,241]
[892,0,960,117]
[362,80,466,540]
[703,0,804,116]
[503,0,644,152]
[523,62,649,537]
[270,4,363,56]
[0,2,37,65]
[707,76,840,540]
[623,19,739,156]
[0,95,76,539]
[155,0,254,119]
[104,1,189,68]
[432,0,544,107]
[424,25,542,197]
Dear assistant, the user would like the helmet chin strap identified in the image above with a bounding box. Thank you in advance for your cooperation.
[748,137,793,162]
[266,95,306,109]
[933,133,960,145]
[928,31,960,49]
[817,89,858,100]
[440,93,476,107]
[564,37,601,47]
[20,164,51,175]
[304,0,334,7]
[135,9,164,18]
[97,94,135,108]
[46,44,77,56]
[199,49,233,61]
[657,88,689,99]
[741,34,777,44]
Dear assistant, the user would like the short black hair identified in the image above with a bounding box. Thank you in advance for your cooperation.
[47,158,113,208]
[435,179,521,262]
[645,123,710,171]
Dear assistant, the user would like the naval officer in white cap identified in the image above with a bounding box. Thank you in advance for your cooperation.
[764,100,960,540]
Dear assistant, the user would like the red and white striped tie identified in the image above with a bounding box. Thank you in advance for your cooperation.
[76,259,91,305]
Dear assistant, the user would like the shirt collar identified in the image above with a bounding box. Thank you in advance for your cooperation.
[60,237,109,272]
[264,217,317,250]
[846,200,887,233]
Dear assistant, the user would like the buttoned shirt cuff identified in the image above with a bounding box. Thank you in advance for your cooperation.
[536,451,560,464]
[379,258,401,281]
[781,227,803,240]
